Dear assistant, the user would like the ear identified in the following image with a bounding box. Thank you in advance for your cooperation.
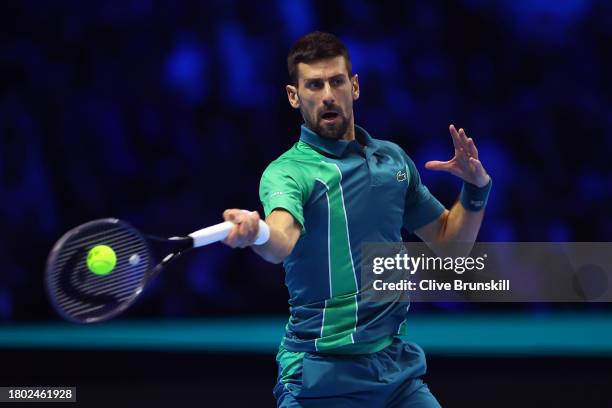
[351,74,360,101]
[286,85,300,109]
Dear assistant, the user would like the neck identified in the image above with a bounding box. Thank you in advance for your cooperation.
[342,122,356,142]
[340,114,356,142]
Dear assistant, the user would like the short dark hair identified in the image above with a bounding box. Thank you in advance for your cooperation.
[287,31,352,86]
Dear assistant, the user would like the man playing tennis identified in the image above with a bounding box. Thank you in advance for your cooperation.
[223,31,491,407]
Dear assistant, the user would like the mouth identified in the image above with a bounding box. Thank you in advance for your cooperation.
[320,111,340,124]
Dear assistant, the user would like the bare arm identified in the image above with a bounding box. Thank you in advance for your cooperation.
[415,124,491,255]
[222,208,301,264]
[415,203,485,256]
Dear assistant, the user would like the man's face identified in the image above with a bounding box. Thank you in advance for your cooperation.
[286,56,359,140]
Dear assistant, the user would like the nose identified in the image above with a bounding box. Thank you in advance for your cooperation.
[322,83,334,107]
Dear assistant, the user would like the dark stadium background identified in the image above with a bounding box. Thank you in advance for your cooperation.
[1,1,611,406]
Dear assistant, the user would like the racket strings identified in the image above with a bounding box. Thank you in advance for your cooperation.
[47,221,151,323]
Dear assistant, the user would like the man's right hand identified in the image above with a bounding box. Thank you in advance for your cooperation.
[222,209,262,248]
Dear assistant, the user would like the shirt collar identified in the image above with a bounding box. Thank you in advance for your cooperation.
[299,124,375,158]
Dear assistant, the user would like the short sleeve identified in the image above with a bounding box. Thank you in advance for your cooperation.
[402,154,446,233]
[259,162,306,232]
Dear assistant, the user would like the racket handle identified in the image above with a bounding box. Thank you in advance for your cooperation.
[189,218,270,248]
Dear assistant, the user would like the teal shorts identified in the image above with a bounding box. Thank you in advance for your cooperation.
[273,338,441,407]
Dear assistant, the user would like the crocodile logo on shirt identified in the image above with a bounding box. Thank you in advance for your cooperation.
[396,170,407,182]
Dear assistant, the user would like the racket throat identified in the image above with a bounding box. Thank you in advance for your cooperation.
[147,235,194,266]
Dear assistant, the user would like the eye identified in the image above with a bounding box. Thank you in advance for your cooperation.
[306,80,323,90]
[331,77,345,87]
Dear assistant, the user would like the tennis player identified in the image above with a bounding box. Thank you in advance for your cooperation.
[223,31,491,407]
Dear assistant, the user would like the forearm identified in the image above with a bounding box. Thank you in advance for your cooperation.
[251,224,296,264]
[438,201,485,243]
[424,203,483,258]
[249,209,301,264]
[421,179,491,257]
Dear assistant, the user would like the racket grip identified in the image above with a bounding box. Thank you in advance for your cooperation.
[189,218,270,248]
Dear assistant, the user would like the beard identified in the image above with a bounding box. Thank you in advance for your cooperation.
[301,107,350,140]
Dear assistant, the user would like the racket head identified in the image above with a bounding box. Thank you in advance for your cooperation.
[45,218,154,324]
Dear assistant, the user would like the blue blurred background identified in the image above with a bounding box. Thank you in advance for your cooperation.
[1,1,612,406]
[1,0,611,322]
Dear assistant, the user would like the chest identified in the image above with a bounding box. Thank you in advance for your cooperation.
[305,149,409,228]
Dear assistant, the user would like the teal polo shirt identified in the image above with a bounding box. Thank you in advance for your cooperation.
[259,124,445,354]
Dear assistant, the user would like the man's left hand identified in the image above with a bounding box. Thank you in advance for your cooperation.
[425,124,491,187]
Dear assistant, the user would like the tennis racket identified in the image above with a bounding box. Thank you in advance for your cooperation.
[45,214,269,324]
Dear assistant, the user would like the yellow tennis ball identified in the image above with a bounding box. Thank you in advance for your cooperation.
[87,245,117,276]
